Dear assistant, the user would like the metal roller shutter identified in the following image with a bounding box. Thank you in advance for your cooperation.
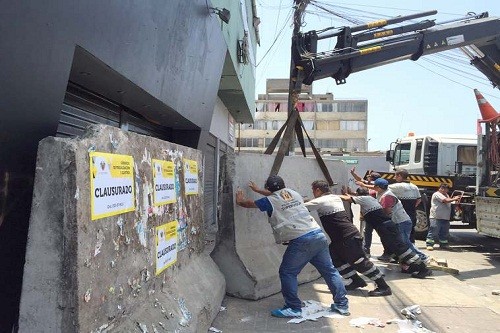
[204,137,217,231]
[57,82,170,140]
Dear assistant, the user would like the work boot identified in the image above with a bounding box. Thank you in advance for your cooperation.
[345,276,367,290]
[368,286,392,297]
[439,242,450,249]
[411,267,433,279]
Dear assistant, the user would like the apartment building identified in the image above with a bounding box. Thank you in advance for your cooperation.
[238,79,368,154]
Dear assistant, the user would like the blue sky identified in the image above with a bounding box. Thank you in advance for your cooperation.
[255,0,500,151]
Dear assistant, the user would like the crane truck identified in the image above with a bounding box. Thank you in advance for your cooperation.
[288,7,500,238]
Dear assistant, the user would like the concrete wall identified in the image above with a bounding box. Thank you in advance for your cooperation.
[212,153,348,299]
[18,125,225,332]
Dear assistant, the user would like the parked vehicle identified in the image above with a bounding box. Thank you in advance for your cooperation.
[381,90,499,239]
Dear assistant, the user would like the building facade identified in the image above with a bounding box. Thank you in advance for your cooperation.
[238,79,368,154]
[0,0,258,329]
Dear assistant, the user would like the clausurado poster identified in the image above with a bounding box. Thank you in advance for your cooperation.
[155,220,178,275]
[90,152,135,220]
[152,159,176,206]
[183,159,198,195]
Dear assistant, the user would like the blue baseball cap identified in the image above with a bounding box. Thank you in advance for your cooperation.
[373,178,389,188]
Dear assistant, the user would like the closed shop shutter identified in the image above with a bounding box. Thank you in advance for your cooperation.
[204,137,216,230]
[57,82,170,141]
[57,83,121,137]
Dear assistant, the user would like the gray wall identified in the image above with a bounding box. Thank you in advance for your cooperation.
[0,1,228,329]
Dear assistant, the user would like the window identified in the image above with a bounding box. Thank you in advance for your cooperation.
[337,101,366,112]
[414,139,423,163]
[316,103,333,112]
[394,143,411,166]
[302,120,314,130]
[340,121,365,131]
[457,146,476,165]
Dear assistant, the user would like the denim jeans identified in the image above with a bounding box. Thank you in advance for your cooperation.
[279,229,348,311]
[426,219,450,245]
[397,220,427,259]
[363,222,373,252]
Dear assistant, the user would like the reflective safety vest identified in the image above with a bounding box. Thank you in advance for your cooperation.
[267,188,320,243]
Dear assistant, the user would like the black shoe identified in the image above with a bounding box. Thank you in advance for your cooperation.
[368,287,392,297]
[377,254,392,262]
[345,278,367,290]
[411,268,433,279]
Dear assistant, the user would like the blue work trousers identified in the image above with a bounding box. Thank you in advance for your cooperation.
[279,229,348,311]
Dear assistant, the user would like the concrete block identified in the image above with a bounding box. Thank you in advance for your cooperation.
[18,125,224,332]
[212,152,348,300]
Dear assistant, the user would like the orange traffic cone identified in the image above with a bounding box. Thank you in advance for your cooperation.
[474,89,499,121]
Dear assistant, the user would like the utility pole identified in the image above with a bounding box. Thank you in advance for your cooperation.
[268,0,310,176]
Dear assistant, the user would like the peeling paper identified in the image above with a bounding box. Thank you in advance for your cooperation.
[135,221,147,247]
[220,306,227,312]
[287,300,345,324]
[109,133,118,149]
[141,147,152,165]
[209,327,222,332]
[74,187,79,200]
[137,322,148,333]
[84,289,91,302]
[116,217,124,236]
[92,323,109,333]
[94,229,105,257]
[141,269,151,282]
[178,298,192,327]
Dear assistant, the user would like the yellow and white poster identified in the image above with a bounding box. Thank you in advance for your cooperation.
[183,159,198,195]
[152,159,176,206]
[155,220,178,275]
[90,152,135,220]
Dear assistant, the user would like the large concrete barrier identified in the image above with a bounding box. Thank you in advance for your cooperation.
[19,125,224,333]
[211,153,348,300]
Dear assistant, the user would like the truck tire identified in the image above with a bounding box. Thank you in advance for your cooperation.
[414,208,429,240]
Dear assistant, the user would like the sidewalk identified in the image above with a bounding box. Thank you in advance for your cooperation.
[209,232,500,333]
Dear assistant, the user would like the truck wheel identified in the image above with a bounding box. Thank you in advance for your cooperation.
[414,208,429,240]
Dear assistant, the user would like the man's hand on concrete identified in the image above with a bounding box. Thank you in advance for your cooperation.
[249,181,272,196]
[236,189,245,205]
[248,181,259,192]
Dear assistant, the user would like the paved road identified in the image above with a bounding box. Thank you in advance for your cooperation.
[209,219,500,333]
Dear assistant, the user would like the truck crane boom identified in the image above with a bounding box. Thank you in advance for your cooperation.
[292,11,500,88]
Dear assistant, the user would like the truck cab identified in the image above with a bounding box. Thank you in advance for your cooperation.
[387,134,477,176]
[385,134,478,238]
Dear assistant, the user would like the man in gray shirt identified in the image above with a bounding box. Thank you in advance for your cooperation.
[426,184,461,250]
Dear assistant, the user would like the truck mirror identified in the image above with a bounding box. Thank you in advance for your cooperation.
[386,150,394,162]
